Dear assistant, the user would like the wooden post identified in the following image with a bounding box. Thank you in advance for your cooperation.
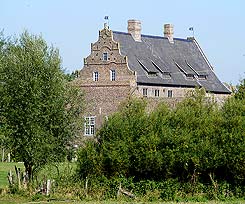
[46,179,51,196]
[15,166,21,189]
[85,177,88,197]
[23,172,28,189]
[1,148,4,162]
[7,153,10,162]
[8,170,13,185]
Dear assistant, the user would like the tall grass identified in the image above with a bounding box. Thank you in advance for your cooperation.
[0,162,24,188]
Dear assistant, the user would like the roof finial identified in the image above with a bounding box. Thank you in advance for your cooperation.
[104,16,109,29]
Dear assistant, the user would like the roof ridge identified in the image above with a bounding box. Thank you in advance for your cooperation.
[113,30,192,42]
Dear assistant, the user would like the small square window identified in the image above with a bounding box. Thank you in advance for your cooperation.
[102,52,108,61]
[143,88,148,97]
[155,89,160,97]
[168,90,173,98]
[93,71,99,81]
[110,70,116,81]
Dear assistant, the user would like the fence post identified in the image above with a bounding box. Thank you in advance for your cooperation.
[46,179,51,196]
[7,153,10,162]
[1,148,4,162]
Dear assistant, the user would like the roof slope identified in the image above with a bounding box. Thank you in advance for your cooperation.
[113,31,231,94]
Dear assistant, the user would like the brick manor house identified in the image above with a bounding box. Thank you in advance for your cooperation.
[76,20,231,136]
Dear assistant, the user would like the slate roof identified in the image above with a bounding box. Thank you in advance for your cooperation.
[113,31,231,94]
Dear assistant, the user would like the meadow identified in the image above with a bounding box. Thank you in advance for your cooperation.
[0,162,245,204]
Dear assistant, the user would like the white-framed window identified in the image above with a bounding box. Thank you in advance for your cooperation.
[155,89,160,97]
[110,69,116,81]
[93,71,99,81]
[143,88,148,97]
[168,90,173,98]
[102,52,108,61]
[84,116,95,136]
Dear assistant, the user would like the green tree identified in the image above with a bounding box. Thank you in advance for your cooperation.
[0,31,83,179]
[65,70,79,82]
[76,86,244,189]
[220,79,245,184]
[234,78,245,100]
[169,89,223,182]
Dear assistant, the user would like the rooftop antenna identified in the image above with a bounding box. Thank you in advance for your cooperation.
[189,27,194,37]
[104,16,109,29]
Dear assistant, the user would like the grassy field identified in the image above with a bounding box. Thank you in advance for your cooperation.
[0,162,75,189]
[0,162,244,204]
[0,162,24,188]
[0,198,244,204]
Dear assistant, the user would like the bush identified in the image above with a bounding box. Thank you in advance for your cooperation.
[75,86,245,200]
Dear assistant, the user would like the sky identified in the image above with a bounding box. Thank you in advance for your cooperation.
[1,0,245,85]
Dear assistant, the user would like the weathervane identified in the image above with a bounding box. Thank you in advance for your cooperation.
[189,27,194,37]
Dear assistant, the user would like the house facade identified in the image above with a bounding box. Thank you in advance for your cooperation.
[76,20,231,136]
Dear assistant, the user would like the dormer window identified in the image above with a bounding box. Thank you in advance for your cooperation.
[102,52,108,61]
[110,70,116,81]
[93,71,99,81]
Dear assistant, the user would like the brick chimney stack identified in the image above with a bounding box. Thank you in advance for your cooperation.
[127,19,141,42]
[164,24,174,43]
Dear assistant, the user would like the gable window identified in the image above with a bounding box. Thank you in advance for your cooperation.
[143,88,148,97]
[84,116,95,136]
[102,52,108,61]
[110,70,116,81]
[93,71,99,81]
[155,89,160,97]
[168,90,173,98]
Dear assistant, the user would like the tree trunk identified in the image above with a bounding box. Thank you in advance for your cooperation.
[24,161,33,182]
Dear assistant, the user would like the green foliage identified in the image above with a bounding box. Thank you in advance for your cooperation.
[234,78,245,100]
[76,85,245,200]
[65,70,79,82]
[76,141,102,179]
[220,80,245,184]
[0,31,83,179]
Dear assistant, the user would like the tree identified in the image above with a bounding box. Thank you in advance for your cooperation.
[234,78,245,100]
[220,79,245,184]
[0,31,83,180]
[76,87,245,187]
[65,70,79,82]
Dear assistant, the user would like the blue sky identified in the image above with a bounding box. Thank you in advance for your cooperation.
[1,0,244,84]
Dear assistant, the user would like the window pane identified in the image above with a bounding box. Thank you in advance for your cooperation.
[155,89,159,97]
[93,71,98,81]
[90,117,95,125]
[168,90,173,98]
[85,126,90,135]
[84,116,96,135]
[90,125,95,135]
[110,70,116,81]
[103,53,108,61]
[143,88,147,97]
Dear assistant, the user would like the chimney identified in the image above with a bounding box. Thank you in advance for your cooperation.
[164,24,174,43]
[127,19,141,42]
